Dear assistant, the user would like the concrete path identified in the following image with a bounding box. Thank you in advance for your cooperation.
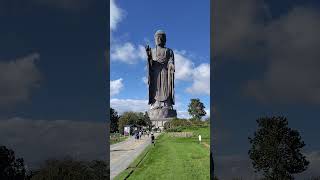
[110,133,160,179]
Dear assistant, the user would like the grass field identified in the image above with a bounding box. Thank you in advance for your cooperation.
[115,126,210,180]
[182,126,210,145]
[110,133,128,145]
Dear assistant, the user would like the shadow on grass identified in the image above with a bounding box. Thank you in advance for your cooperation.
[111,149,135,152]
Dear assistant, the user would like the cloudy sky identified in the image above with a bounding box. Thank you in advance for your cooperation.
[0,0,108,169]
[110,0,210,119]
[213,0,320,179]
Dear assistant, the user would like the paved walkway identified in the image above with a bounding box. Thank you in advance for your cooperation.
[110,133,160,179]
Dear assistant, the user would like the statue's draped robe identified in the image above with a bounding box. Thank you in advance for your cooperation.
[148,47,174,107]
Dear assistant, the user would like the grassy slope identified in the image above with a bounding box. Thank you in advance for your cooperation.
[110,135,128,145]
[116,126,210,180]
[182,126,210,144]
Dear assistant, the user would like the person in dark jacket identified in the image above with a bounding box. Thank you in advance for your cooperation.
[151,133,155,146]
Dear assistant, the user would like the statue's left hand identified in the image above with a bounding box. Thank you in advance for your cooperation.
[168,63,175,72]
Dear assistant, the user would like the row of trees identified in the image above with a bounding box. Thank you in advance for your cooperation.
[1,116,311,179]
[110,109,152,134]
[110,98,208,134]
[117,111,152,134]
[163,117,209,132]
[0,146,109,180]
[111,101,311,179]
[0,146,26,180]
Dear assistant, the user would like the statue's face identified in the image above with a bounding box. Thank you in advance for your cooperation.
[155,34,166,47]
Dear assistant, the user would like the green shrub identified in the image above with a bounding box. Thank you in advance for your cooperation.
[164,117,209,132]
[165,127,184,132]
[30,158,108,180]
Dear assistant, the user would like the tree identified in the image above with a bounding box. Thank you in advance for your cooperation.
[0,146,26,180]
[143,111,153,131]
[89,160,109,180]
[136,112,147,126]
[31,157,109,180]
[110,108,119,133]
[117,112,153,134]
[117,112,139,134]
[188,98,206,120]
[248,116,309,180]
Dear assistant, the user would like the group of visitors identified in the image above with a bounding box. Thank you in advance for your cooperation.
[134,130,142,140]
[133,129,155,146]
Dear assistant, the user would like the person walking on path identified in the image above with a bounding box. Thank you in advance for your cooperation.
[151,133,155,146]
[139,131,142,140]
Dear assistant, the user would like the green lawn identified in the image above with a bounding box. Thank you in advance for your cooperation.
[182,126,210,144]
[110,133,128,145]
[115,126,210,180]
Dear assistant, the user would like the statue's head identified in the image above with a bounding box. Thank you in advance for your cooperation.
[154,30,166,47]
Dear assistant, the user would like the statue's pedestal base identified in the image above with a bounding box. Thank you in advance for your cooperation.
[148,108,177,129]
[151,118,175,130]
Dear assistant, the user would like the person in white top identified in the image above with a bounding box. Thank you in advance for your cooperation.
[198,135,202,143]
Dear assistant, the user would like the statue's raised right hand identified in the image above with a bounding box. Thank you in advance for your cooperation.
[145,45,152,59]
[145,45,151,52]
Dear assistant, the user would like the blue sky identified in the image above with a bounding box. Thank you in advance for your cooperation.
[110,0,210,118]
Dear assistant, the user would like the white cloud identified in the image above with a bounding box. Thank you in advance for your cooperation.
[111,42,146,64]
[110,78,123,96]
[173,50,210,95]
[174,50,194,81]
[111,47,210,95]
[142,76,148,85]
[110,98,148,114]
[186,63,210,95]
[205,109,210,118]
[109,0,210,97]
[111,42,135,63]
[0,53,41,107]
[138,45,147,59]
[110,0,124,31]
[177,108,210,120]
[177,110,191,119]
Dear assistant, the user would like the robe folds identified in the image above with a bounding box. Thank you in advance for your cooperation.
[148,47,175,106]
